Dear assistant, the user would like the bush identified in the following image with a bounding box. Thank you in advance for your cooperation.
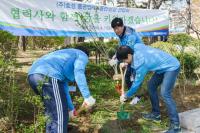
[86,63,118,99]
[0,31,17,45]
[0,31,20,132]
[176,53,199,78]
[151,40,200,79]
[59,40,118,60]
[27,36,65,49]
[190,39,200,53]
[0,31,46,132]
[151,41,177,56]
[168,33,193,47]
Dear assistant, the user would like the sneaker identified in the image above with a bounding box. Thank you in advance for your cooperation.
[165,124,182,133]
[142,112,161,123]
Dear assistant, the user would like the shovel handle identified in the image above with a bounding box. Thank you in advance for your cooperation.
[119,66,127,95]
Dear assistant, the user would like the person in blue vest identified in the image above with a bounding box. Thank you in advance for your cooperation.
[109,17,143,103]
[116,45,181,133]
[28,46,96,133]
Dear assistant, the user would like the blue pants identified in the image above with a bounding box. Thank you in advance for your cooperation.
[147,68,180,125]
[28,74,68,133]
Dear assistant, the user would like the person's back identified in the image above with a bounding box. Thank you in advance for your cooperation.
[28,48,88,82]
[27,47,95,133]
[116,45,181,133]
[133,44,180,73]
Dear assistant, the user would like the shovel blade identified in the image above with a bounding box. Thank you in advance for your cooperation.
[117,111,130,120]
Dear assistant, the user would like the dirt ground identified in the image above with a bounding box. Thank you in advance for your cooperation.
[16,50,200,133]
[67,85,200,133]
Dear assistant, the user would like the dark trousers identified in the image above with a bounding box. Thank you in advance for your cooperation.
[147,68,180,125]
[28,74,68,133]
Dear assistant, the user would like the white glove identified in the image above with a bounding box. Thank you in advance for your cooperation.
[109,58,118,66]
[120,94,127,103]
[69,109,77,119]
[82,96,96,108]
[120,62,128,68]
[129,96,141,105]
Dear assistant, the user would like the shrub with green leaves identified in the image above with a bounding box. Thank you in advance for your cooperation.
[0,30,20,132]
[176,53,199,78]
[0,31,46,132]
[151,41,177,56]
[152,36,200,79]
[168,33,193,48]
[27,36,65,49]
[59,40,118,60]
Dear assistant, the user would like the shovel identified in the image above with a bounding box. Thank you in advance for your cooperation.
[117,104,130,120]
[117,66,130,120]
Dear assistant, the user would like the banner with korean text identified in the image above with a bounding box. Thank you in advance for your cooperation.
[0,0,169,37]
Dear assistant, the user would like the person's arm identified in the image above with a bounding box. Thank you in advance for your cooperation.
[63,83,75,111]
[125,66,148,98]
[74,55,91,99]
[74,54,96,108]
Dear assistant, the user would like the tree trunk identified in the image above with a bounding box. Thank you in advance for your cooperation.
[15,36,20,48]
[18,36,27,51]
[151,0,164,9]
[186,0,191,34]
[147,0,151,9]
[22,36,26,51]
[126,0,129,7]
[32,37,36,50]
[64,37,72,46]
[72,37,77,44]
[99,37,104,42]
[18,36,22,50]
[77,37,85,43]
[99,0,107,43]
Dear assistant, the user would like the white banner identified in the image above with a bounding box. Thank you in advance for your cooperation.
[0,0,169,37]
